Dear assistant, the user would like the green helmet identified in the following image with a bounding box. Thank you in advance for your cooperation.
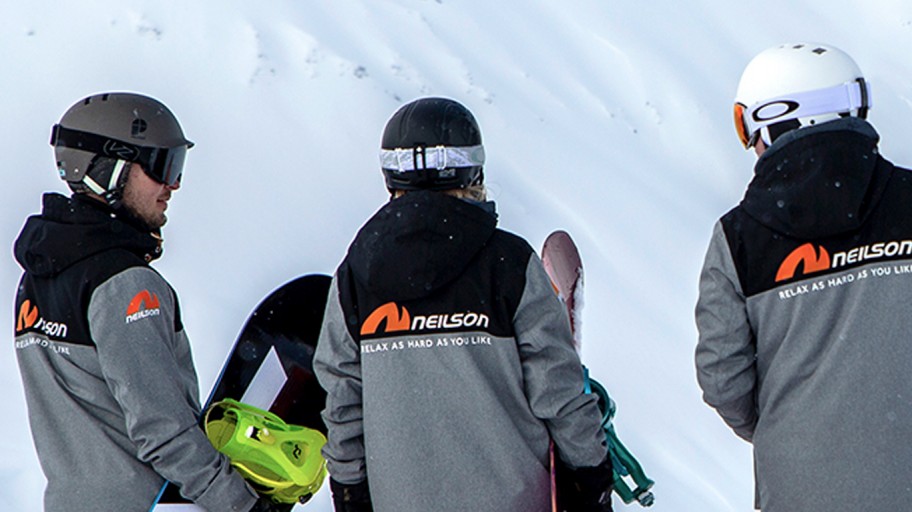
[204,399,328,504]
[50,92,193,204]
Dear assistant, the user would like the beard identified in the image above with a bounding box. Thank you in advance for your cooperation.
[120,189,168,232]
[117,162,172,233]
[120,200,167,233]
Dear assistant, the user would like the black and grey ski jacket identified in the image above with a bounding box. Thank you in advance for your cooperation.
[14,193,256,512]
[695,118,912,511]
[314,190,608,512]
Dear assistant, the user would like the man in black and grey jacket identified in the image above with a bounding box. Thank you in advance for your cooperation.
[14,92,278,512]
[314,97,613,512]
[696,43,912,512]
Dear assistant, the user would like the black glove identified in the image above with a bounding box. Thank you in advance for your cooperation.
[330,478,373,512]
[557,455,614,512]
[249,497,293,512]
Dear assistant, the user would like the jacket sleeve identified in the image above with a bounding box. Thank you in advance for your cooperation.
[694,221,758,442]
[513,254,608,469]
[312,273,367,485]
[88,267,257,511]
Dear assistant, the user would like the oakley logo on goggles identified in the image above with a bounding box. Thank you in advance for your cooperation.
[50,124,191,186]
[734,78,871,148]
[380,144,485,172]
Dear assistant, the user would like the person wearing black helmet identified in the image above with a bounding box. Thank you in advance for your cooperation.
[314,97,614,512]
[13,92,281,512]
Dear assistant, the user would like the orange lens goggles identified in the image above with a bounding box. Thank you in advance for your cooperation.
[733,102,753,149]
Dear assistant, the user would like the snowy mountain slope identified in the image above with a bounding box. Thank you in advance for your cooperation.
[2,1,911,510]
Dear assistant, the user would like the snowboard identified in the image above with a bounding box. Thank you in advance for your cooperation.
[151,273,332,511]
[541,231,655,509]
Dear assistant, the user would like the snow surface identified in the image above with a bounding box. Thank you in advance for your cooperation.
[3,1,911,510]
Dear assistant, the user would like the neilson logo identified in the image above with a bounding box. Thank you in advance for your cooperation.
[361,303,411,336]
[17,300,39,332]
[776,243,831,282]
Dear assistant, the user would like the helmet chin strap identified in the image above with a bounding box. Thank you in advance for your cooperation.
[761,119,804,148]
[82,159,129,208]
[759,126,772,148]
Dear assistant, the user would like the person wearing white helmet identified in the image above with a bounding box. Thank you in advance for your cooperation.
[733,43,870,154]
[695,43,912,511]
[14,92,283,512]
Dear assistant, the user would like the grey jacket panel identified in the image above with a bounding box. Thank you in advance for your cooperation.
[747,263,912,511]
[695,222,758,441]
[696,223,912,512]
[313,278,366,485]
[315,257,606,512]
[17,267,256,512]
[515,253,607,468]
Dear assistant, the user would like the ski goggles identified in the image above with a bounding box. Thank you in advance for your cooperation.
[380,144,485,172]
[50,124,192,186]
[734,78,871,149]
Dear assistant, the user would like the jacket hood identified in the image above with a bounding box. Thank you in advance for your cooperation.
[741,117,888,239]
[14,193,163,277]
[347,190,497,301]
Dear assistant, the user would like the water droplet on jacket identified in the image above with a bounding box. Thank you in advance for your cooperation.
[834,181,841,188]
[776,200,785,208]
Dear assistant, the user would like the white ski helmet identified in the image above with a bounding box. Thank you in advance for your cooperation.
[734,43,871,149]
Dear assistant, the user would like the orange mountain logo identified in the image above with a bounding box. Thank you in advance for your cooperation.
[361,302,411,335]
[360,302,491,336]
[776,243,831,282]
[17,300,39,332]
[126,290,161,324]
[15,299,69,339]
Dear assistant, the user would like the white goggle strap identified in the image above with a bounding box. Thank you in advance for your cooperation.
[743,79,872,135]
[379,144,485,172]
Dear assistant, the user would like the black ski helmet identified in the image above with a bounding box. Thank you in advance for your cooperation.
[380,97,485,191]
[50,92,194,205]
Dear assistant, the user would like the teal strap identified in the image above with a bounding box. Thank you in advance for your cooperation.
[582,368,656,507]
